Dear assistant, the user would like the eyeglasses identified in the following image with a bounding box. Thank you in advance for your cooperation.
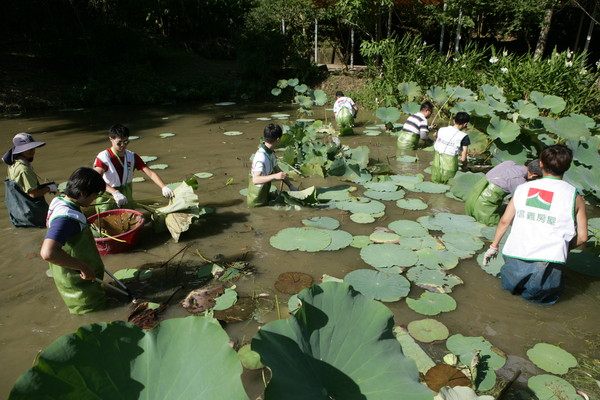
[114,140,129,146]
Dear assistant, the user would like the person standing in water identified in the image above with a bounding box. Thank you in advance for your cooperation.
[397,101,434,149]
[430,112,470,184]
[333,91,358,135]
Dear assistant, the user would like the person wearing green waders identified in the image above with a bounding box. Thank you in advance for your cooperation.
[465,160,542,226]
[430,112,470,184]
[93,124,174,212]
[333,91,358,136]
[397,101,434,150]
[247,124,297,207]
[41,167,108,314]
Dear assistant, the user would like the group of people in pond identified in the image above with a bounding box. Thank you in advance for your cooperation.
[3,124,174,314]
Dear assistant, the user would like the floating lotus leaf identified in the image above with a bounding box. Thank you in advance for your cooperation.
[344,269,410,302]
[480,226,497,241]
[141,155,157,162]
[442,232,484,252]
[369,231,400,243]
[302,216,340,230]
[351,235,372,248]
[294,84,308,93]
[212,288,238,311]
[417,213,484,236]
[148,164,169,170]
[335,198,386,215]
[112,268,152,281]
[223,131,243,136]
[396,198,428,210]
[256,117,272,121]
[360,244,418,269]
[407,319,449,343]
[400,235,445,251]
[159,133,175,138]
[388,220,428,237]
[271,114,290,119]
[393,326,435,374]
[407,266,463,293]
[287,78,299,86]
[526,343,577,375]
[410,182,449,194]
[215,101,236,106]
[449,172,485,201]
[527,374,580,400]
[364,130,381,136]
[194,172,213,179]
[406,292,457,316]
[350,213,376,224]
[397,155,418,163]
[416,248,459,270]
[487,117,521,144]
[182,284,225,313]
[128,135,140,140]
[565,250,600,277]
[398,82,422,101]
[431,380,486,399]
[296,118,315,123]
[390,174,424,186]
[364,189,406,201]
[252,282,431,400]
[426,364,471,393]
[445,244,477,259]
[376,107,402,124]
[346,145,370,169]
[322,230,353,251]
[530,91,566,114]
[476,251,504,277]
[270,227,331,252]
[363,181,399,192]
[237,344,264,370]
[274,272,314,294]
[132,177,145,183]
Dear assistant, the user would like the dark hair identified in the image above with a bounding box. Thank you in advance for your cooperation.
[65,167,105,199]
[540,144,573,176]
[454,112,470,125]
[420,101,434,112]
[526,159,542,176]
[263,123,283,144]
[108,124,130,139]
[335,91,344,97]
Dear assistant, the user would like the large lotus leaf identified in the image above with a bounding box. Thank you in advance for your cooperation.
[527,374,580,400]
[346,145,371,169]
[364,189,406,201]
[530,91,566,114]
[270,227,332,252]
[300,162,325,178]
[376,107,402,124]
[344,269,411,302]
[486,116,521,143]
[350,213,376,224]
[542,116,591,142]
[402,102,421,115]
[294,83,308,93]
[465,129,488,154]
[351,235,372,248]
[526,343,577,375]
[360,243,418,269]
[417,213,484,236]
[564,164,599,197]
[295,95,313,108]
[476,251,504,277]
[448,172,485,201]
[447,84,476,101]
[451,101,495,117]
[252,282,432,400]
[410,182,449,194]
[570,136,600,167]
[480,84,506,102]
[427,85,449,104]
[302,216,340,230]
[316,185,356,201]
[322,230,354,251]
[407,319,449,343]
[287,78,299,86]
[490,140,529,165]
[406,292,457,316]
[569,112,597,129]
[441,232,484,252]
[370,231,401,243]
[10,318,248,400]
[399,82,422,101]
[396,198,428,210]
[165,211,198,242]
[158,181,199,214]
[513,100,540,120]
[363,181,400,192]
[335,198,386,215]
[390,174,425,186]
[416,248,459,270]
[446,334,507,373]
[401,235,445,251]
[485,96,511,113]
[388,220,428,238]
[434,385,494,400]
[312,89,328,106]
[393,327,436,374]
[406,266,463,293]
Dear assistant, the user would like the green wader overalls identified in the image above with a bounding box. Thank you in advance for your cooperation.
[247,144,276,207]
[396,131,420,150]
[464,178,507,226]
[430,152,459,184]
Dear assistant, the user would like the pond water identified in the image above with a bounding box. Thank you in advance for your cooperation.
[0,103,598,398]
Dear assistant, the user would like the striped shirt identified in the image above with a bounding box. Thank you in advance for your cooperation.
[402,112,429,139]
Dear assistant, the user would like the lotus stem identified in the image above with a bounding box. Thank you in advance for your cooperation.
[275,295,281,319]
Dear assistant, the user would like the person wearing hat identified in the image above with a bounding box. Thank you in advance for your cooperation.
[3,133,57,227]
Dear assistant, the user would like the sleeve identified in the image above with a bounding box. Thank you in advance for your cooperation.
[93,158,108,171]
[251,152,267,175]
[460,135,471,146]
[17,165,40,193]
[419,119,429,135]
[133,153,147,170]
[45,217,82,245]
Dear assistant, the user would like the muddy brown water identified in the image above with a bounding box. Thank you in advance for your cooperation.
[0,103,598,398]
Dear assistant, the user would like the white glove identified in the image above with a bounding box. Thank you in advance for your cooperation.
[483,245,499,266]
[47,183,58,194]
[288,185,299,191]
[112,191,128,207]
[162,186,174,199]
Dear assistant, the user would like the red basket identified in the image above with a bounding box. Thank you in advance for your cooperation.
[87,209,145,255]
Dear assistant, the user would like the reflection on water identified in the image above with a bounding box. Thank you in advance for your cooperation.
[0,103,598,398]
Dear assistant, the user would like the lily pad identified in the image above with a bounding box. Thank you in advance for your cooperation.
[364,130,381,136]
[394,326,436,374]
[148,164,169,170]
[526,343,577,375]
[390,174,424,186]
[363,189,406,201]
[406,266,463,293]
[302,216,340,230]
[360,244,418,270]
[388,220,428,237]
[213,288,238,311]
[334,198,386,215]
[140,155,157,162]
[363,181,400,192]
[316,185,356,201]
[351,235,372,248]
[194,172,214,179]
[270,227,332,252]
[350,213,376,224]
[128,136,140,140]
[407,319,449,343]
[112,268,152,281]
[344,269,411,302]
[418,213,484,236]
[396,198,428,210]
[441,232,484,252]
[401,235,445,251]
[322,230,353,251]
[416,248,459,270]
[369,231,400,243]
[223,131,243,136]
[215,297,255,324]
[215,102,236,106]
[425,365,472,393]
[527,374,580,400]
[256,117,272,121]
[132,177,145,183]
[274,272,314,294]
[237,343,264,370]
[410,182,450,194]
[271,113,290,119]
[159,133,175,138]
[396,155,418,163]
[406,292,457,316]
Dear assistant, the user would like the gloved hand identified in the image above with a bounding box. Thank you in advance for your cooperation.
[288,185,299,191]
[483,245,499,266]
[47,183,58,194]
[112,191,128,207]
[162,186,174,199]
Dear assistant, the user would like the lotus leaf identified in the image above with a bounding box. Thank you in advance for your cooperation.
[112,268,152,281]
[427,85,449,104]
[401,235,445,251]
[159,132,175,138]
[527,374,580,400]
[312,89,328,106]
[369,231,399,244]
[448,172,485,200]
[464,129,488,154]
[287,294,302,314]
[571,136,600,167]
[416,248,459,270]
[274,272,314,294]
[513,100,540,120]
[10,318,248,399]
[350,213,376,224]
[486,117,521,144]
[316,185,356,201]
[425,364,472,393]
[526,343,577,375]
[214,297,256,324]
[396,198,428,210]
[447,84,476,101]
[141,155,157,162]
[530,91,566,114]
[399,82,422,101]
[364,130,381,136]
[486,96,510,113]
[480,84,505,102]
[569,112,597,129]
[194,172,213,179]
[322,230,354,251]
[158,181,200,214]
[490,140,529,165]
[270,227,332,252]
[296,118,315,123]
[451,101,495,117]
[182,284,225,313]
[271,113,290,119]
[407,319,449,343]
[281,186,319,206]
[238,344,264,370]
[433,384,494,400]
[406,292,457,316]
[417,213,484,236]
[149,163,169,170]
[442,232,484,252]
[390,174,424,186]
[360,244,418,269]
[402,102,421,115]
[295,95,313,108]
[393,326,436,374]
[351,235,372,248]
[376,107,402,124]
[129,135,140,140]
[388,220,428,237]
[257,117,272,121]
[287,78,299,86]
[215,101,236,106]
[132,177,145,182]
[410,182,450,194]
[335,198,386,215]
[223,131,243,136]
[294,84,308,93]
[271,88,282,96]
[344,269,410,302]
[302,216,340,230]
[397,155,418,163]
[252,282,432,400]
[165,212,198,242]
[475,251,503,276]
[364,189,406,201]
[363,181,400,192]
[406,266,463,293]
[346,145,370,169]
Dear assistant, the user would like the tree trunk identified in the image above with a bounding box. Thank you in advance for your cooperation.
[454,8,463,54]
[583,1,598,52]
[350,27,355,69]
[534,1,554,60]
[387,6,393,38]
[439,1,447,54]
[314,19,318,64]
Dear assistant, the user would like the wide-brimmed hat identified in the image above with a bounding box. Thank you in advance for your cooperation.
[2,133,46,165]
